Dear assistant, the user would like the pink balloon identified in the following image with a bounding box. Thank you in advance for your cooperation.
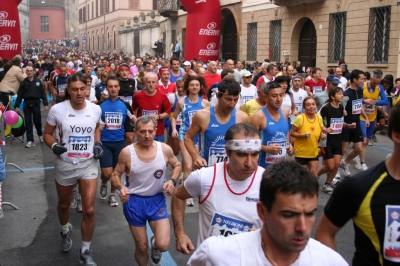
[4,110,19,126]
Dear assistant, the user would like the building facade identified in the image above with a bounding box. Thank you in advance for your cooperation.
[64,0,80,39]
[18,0,30,44]
[29,0,65,39]
[78,0,159,53]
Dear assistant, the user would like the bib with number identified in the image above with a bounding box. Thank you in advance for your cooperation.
[242,96,253,104]
[208,147,228,166]
[188,110,197,125]
[265,140,286,163]
[313,86,323,94]
[383,205,400,262]
[67,136,91,158]
[58,84,67,96]
[105,112,123,130]
[365,104,376,115]
[142,110,158,116]
[208,212,254,238]
[330,117,344,134]
[295,103,302,112]
[43,70,49,78]
[124,96,132,106]
[352,99,362,114]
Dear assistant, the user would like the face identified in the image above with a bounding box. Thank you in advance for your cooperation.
[171,60,180,71]
[135,121,156,147]
[145,75,157,93]
[226,133,260,179]
[196,63,202,71]
[396,81,400,88]
[26,67,34,78]
[226,60,234,70]
[145,64,151,72]
[303,98,317,114]
[176,82,186,96]
[279,82,288,92]
[287,66,294,77]
[106,79,120,98]
[266,87,284,110]
[161,71,170,82]
[332,89,344,102]
[237,61,242,69]
[198,68,206,75]
[85,66,92,75]
[85,89,91,100]
[314,70,322,79]
[54,60,60,69]
[217,92,239,113]
[370,75,382,86]
[184,64,191,72]
[335,68,342,78]
[59,67,68,77]
[68,81,86,105]
[242,75,252,85]
[292,78,301,90]
[208,61,217,74]
[86,78,92,88]
[273,67,278,76]
[354,74,365,88]
[119,68,130,79]
[258,192,317,253]
[135,58,142,66]
[188,80,200,94]
[96,68,103,76]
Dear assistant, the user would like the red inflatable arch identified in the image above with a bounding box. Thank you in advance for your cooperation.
[180,0,221,61]
[0,0,22,60]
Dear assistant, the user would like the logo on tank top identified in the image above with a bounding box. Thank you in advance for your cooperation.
[153,169,164,179]
[211,124,219,128]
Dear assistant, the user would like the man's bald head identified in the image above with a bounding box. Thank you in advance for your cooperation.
[208,61,217,74]
[225,59,235,70]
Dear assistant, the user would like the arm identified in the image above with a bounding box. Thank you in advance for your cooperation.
[315,213,341,250]
[236,109,250,123]
[162,143,181,196]
[15,68,26,82]
[39,80,48,109]
[94,123,101,143]
[111,147,131,203]
[43,122,57,148]
[360,106,370,126]
[184,111,208,169]
[375,86,389,106]
[290,125,310,139]
[290,94,297,115]
[171,100,183,138]
[14,82,24,110]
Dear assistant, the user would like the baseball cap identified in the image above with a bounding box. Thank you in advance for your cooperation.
[242,70,252,77]
[326,75,340,85]
[183,61,191,66]
[291,75,302,81]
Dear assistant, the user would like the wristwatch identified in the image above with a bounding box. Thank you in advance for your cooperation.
[170,179,177,186]
[158,114,161,120]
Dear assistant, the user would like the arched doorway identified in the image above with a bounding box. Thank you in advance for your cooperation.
[298,19,316,69]
[221,9,237,60]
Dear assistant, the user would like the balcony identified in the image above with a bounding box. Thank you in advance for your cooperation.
[273,0,324,7]
[158,0,181,17]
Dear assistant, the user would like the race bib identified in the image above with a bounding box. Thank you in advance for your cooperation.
[67,136,91,158]
[365,104,375,115]
[352,99,362,114]
[142,110,158,116]
[265,141,286,163]
[242,96,253,104]
[383,205,400,262]
[208,147,227,166]
[208,212,254,238]
[330,117,344,134]
[176,112,183,125]
[43,70,49,78]
[105,112,123,130]
[188,110,197,125]
[313,86,323,94]
[58,84,67,96]
[124,96,132,106]
[295,103,302,112]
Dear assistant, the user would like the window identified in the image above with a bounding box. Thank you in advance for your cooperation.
[100,0,104,15]
[83,6,86,22]
[92,1,94,18]
[79,8,82,23]
[153,0,157,10]
[113,31,116,50]
[247,23,257,61]
[269,20,281,62]
[328,12,346,63]
[40,16,49,32]
[368,6,391,64]
[106,0,109,13]
[112,0,115,11]
[96,0,98,17]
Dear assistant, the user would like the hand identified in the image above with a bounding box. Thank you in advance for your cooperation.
[286,144,294,156]
[193,156,207,170]
[149,114,159,121]
[53,91,58,97]
[99,121,106,130]
[303,133,311,138]
[171,130,178,138]
[343,110,348,116]
[320,132,327,140]
[364,99,376,105]
[163,180,175,196]
[15,107,20,113]
[130,115,136,123]
[384,112,389,119]
[52,143,67,155]
[366,120,370,128]
[119,186,130,203]
[176,235,195,255]
[347,122,356,129]
[326,127,333,133]
[44,106,48,111]
[268,144,282,155]
[93,142,104,159]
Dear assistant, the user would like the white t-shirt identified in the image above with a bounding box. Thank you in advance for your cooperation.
[338,76,348,90]
[188,229,348,266]
[238,84,258,108]
[291,88,308,113]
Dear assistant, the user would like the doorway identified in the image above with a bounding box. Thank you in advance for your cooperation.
[298,19,316,69]
[222,11,237,61]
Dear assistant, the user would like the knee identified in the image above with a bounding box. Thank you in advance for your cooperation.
[135,242,149,255]
[58,202,70,212]
[82,206,95,218]
[154,238,170,252]
[355,145,363,153]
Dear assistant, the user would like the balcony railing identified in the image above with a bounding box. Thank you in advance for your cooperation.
[158,0,181,17]
[273,0,324,6]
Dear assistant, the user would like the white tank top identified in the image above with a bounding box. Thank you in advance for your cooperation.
[124,141,166,196]
[282,93,292,110]
[57,100,97,164]
[197,161,263,247]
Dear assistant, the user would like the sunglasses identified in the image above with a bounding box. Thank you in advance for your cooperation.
[244,76,252,78]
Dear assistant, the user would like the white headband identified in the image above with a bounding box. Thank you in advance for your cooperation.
[226,139,262,152]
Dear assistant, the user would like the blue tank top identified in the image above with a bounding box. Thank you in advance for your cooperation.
[200,106,236,167]
[178,96,203,142]
[99,97,128,142]
[170,70,183,83]
[259,107,288,168]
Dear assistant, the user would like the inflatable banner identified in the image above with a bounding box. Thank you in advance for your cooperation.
[180,0,221,61]
[0,0,22,60]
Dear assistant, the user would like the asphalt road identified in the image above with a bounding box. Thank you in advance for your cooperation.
[0,105,394,266]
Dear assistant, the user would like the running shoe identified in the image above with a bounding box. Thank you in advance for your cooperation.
[361,163,368,171]
[108,195,118,207]
[330,173,341,188]
[60,223,73,252]
[25,141,35,148]
[78,249,97,266]
[340,160,351,177]
[368,141,373,146]
[371,134,377,142]
[150,236,162,266]
[39,136,44,143]
[70,195,77,209]
[353,156,361,170]
[322,184,334,195]
[99,184,107,200]
[76,198,82,213]
[186,198,194,207]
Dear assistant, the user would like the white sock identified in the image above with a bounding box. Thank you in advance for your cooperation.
[61,224,69,235]
[81,241,91,253]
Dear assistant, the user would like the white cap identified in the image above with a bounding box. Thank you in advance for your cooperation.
[183,61,191,66]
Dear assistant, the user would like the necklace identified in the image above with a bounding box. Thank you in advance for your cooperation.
[261,240,278,266]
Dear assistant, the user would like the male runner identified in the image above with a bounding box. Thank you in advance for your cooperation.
[173,123,264,254]
[111,116,181,266]
[169,57,185,83]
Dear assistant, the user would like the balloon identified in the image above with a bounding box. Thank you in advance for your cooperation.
[4,125,11,136]
[4,110,19,125]
[11,116,23,128]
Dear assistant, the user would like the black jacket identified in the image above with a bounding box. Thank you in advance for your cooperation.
[15,77,48,108]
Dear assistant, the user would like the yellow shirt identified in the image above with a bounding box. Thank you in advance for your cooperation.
[360,82,380,122]
[293,114,323,158]
[240,98,263,118]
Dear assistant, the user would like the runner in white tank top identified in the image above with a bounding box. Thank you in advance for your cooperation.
[172,123,264,254]
[111,116,181,265]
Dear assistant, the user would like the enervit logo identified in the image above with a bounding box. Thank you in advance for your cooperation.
[0,11,8,19]
[199,22,220,36]
[199,42,219,56]
[0,34,18,50]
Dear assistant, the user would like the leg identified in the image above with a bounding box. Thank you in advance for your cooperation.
[345,142,363,163]
[128,225,149,266]
[149,218,170,252]
[78,178,97,242]
[23,107,34,142]
[167,134,179,156]
[32,105,43,137]
[55,180,74,225]
[179,140,193,181]
[308,160,319,178]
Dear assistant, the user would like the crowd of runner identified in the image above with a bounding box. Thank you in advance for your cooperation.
[0,41,399,266]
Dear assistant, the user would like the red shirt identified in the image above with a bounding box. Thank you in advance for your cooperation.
[304,78,326,94]
[256,75,274,88]
[203,73,222,91]
[132,90,171,136]
[157,81,176,95]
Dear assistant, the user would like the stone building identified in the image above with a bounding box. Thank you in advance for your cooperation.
[18,0,30,44]
[64,0,80,39]
[29,0,65,39]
